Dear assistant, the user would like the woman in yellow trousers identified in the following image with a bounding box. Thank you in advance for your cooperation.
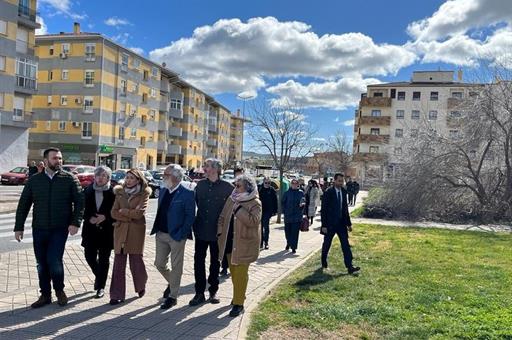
[217,174,262,317]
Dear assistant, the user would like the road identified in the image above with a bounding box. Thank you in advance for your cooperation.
[0,193,159,254]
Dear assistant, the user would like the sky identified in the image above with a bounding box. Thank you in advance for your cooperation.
[35,0,512,151]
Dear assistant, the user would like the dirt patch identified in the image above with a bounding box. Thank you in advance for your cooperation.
[258,323,379,340]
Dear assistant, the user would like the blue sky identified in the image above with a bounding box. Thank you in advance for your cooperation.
[36,0,512,151]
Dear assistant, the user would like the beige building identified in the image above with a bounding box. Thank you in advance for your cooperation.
[353,70,480,186]
[229,110,249,164]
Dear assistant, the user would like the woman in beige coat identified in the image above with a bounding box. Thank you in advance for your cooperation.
[109,169,151,305]
[218,174,262,317]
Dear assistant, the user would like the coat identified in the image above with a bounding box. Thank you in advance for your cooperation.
[282,188,304,224]
[111,184,151,254]
[305,186,320,217]
[150,183,195,241]
[217,196,262,265]
[81,184,115,249]
[258,186,278,217]
[320,186,351,234]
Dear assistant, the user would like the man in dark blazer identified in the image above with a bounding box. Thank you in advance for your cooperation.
[320,173,360,274]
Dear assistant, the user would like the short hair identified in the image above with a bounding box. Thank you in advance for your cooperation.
[205,158,223,176]
[165,163,184,181]
[334,173,345,180]
[234,166,244,175]
[235,174,257,194]
[43,147,61,159]
[94,166,112,179]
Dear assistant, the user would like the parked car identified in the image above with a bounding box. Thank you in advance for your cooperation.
[64,165,96,188]
[1,167,29,185]
[111,169,161,198]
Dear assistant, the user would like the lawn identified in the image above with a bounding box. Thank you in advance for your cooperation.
[248,224,512,339]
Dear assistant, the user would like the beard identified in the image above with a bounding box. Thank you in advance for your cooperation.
[163,179,174,189]
[47,163,61,171]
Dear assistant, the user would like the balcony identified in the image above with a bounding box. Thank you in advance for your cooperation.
[168,126,182,137]
[358,116,391,126]
[15,76,37,94]
[158,119,167,131]
[357,134,390,144]
[446,116,462,128]
[17,4,39,29]
[159,99,168,112]
[352,152,387,162]
[169,108,183,119]
[157,140,167,151]
[160,78,170,93]
[167,144,182,155]
[207,139,218,147]
[447,97,463,109]
[359,97,392,107]
[2,110,34,128]
[208,124,217,132]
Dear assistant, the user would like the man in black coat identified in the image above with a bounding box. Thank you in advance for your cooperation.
[320,173,360,274]
[346,177,354,206]
[258,177,278,249]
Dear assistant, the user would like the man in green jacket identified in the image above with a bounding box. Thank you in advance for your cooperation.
[14,148,84,308]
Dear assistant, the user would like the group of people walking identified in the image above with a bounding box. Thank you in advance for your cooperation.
[14,147,359,319]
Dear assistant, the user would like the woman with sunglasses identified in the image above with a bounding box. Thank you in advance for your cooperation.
[281,179,305,253]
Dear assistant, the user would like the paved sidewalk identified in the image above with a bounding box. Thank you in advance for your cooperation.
[0,203,357,339]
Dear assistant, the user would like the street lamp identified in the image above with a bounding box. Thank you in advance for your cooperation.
[236,93,255,118]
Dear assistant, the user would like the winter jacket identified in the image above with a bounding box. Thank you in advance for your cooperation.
[81,184,115,249]
[282,188,305,224]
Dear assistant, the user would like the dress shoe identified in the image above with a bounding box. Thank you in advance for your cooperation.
[55,290,68,306]
[207,294,220,304]
[229,304,244,317]
[109,299,124,305]
[95,289,105,299]
[163,285,170,299]
[31,294,51,308]
[160,297,177,310]
[285,245,290,250]
[138,289,146,298]
[291,249,296,254]
[348,266,361,275]
[264,244,269,250]
[219,268,228,277]
[188,293,206,306]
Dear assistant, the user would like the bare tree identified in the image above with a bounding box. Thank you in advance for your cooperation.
[328,129,353,173]
[247,98,315,223]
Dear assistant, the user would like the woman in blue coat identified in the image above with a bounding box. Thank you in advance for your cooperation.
[281,179,305,253]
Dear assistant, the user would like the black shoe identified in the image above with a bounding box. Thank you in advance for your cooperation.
[163,285,170,299]
[285,245,290,250]
[207,294,220,304]
[31,294,51,308]
[55,290,68,306]
[264,244,269,250]
[219,269,228,277]
[348,266,361,275]
[188,293,206,306]
[138,289,146,298]
[160,297,177,310]
[95,289,105,299]
[291,249,296,254]
[229,304,244,317]
[109,299,124,305]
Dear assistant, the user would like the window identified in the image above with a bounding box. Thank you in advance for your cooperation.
[142,93,148,103]
[0,20,7,35]
[395,129,403,138]
[430,91,438,101]
[369,146,379,153]
[16,57,37,90]
[61,69,68,80]
[58,121,66,131]
[193,146,197,155]
[451,91,463,99]
[371,110,381,117]
[84,96,93,113]
[84,70,95,86]
[119,102,126,120]
[370,128,380,135]
[130,105,137,116]
[411,110,420,120]
[450,111,461,117]
[60,96,67,106]
[150,88,157,98]
[194,130,198,139]
[46,121,51,131]
[16,27,28,53]
[119,126,125,140]
[85,43,95,61]
[140,136,146,147]
[130,128,137,138]
[0,56,5,71]
[0,93,4,107]
[132,58,140,69]
[131,82,138,93]
[149,109,156,119]
[194,114,198,123]
[13,96,24,121]
[469,91,478,98]
[396,110,404,119]
[429,110,438,120]
[412,91,421,101]
[397,91,405,100]
[49,45,54,55]
[61,43,70,54]
[390,89,396,99]
[48,71,53,81]
[121,53,129,72]
[51,110,59,120]
[151,66,158,77]
[141,115,147,126]
[394,147,402,156]
[120,79,127,96]
[449,130,459,139]
[82,122,92,139]
[373,92,383,97]
[143,70,149,81]
[411,129,418,137]
[170,99,182,110]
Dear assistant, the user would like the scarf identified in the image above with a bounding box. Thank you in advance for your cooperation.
[231,188,258,203]
[93,182,111,211]
[124,184,141,197]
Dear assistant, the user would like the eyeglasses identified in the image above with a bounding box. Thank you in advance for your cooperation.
[264,182,271,184]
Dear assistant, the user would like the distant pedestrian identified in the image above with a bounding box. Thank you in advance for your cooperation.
[109,169,151,305]
[282,179,305,253]
[82,166,115,299]
[346,177,354,206]
[258,177,278,249]
[14,147,84,308]
[37,161,45,173]
[217,174,262,317]
[189,158,233,306]
[305,180,321,225]
[352,179,360,206]
[150,164,195,310]
[320,173,360,275]
[28,161,38,177]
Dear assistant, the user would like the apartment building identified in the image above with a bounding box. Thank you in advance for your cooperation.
[0,0,40,173]
[352,70,480,185]
[229,110,249,164]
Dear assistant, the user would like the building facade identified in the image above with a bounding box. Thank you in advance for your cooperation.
[31,23,244,170]
[353,70,479,186]
[229,110,248,165]
[0,0,40,173]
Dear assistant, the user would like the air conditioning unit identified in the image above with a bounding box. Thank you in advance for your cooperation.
[60,53,68,59]
[75,97,82,104]
[72,121,81,128]
[47,96,52,105]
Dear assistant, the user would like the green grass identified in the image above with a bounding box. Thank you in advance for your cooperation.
[350,205,365,218]
[248,224,512,340]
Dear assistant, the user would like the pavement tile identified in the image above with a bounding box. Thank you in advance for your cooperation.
[82,325,144,339]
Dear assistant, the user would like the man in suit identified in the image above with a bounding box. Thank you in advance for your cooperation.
[151,164,195,309]
[320,173,360,275]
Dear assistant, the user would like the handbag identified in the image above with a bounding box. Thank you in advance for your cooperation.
[300,216,309,232]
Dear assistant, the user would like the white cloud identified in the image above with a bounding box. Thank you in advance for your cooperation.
[105,17,132,27]
[39,0,86,20]
[128,47,145,55]
[111,33,131,45]
[36,16,47,35]
[343,119,355,127]
[267,76,380,110]
[311,137,326,142]
[149,17,416,95]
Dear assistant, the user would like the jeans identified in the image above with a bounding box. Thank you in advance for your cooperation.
[321,226,353,269]
[32,227,69,295]
[260,214,271,247]
[193,239,220,296]
[154,232,187,299]
[84,246,112,290]
[284,222,301,250]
